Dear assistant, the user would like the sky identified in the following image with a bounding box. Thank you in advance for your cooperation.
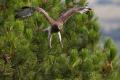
[88,0,120,52]
[88,0,120,31]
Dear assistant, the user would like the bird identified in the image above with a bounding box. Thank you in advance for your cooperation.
[15,6,92,48]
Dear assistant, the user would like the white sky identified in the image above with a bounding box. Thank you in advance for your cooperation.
[87,0,120,32]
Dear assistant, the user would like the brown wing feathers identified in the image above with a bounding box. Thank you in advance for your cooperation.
[57,7,88,23]
[35,7,55,25]
[15,6,91,24]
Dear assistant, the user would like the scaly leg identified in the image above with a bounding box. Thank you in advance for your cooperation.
[58,32,63,48]
[43,26,52,48]
[48,28,52,48]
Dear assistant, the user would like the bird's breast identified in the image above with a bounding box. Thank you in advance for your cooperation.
[51,24,59,33]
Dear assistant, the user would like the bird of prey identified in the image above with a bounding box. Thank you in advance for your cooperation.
[15,6,92,48]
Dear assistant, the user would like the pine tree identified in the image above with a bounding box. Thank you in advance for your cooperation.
[0,0,119,80]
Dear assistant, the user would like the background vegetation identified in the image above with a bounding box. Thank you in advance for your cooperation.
[0,0,120,80]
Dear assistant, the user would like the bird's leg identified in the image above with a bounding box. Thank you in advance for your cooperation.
[40,26,53,48]
[48,28,52,48]
[58,32,63,48]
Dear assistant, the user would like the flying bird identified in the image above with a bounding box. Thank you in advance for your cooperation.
[15,6,92,48]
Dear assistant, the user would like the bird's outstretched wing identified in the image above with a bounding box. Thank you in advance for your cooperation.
[36,7,55,25]
[15,6,35,19]
[57,7,91,23]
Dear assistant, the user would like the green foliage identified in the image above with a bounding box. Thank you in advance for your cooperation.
[0,0,119,80]
[104,39,117,61]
